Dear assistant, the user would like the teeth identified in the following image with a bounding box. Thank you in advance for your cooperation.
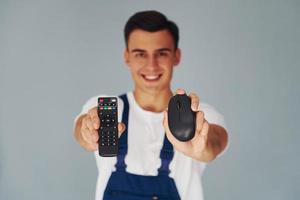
[144,75,160,80]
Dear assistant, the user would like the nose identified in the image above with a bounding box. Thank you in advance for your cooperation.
[145,54,159,69]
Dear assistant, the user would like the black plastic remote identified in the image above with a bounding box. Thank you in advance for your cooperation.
[97,97,118,157]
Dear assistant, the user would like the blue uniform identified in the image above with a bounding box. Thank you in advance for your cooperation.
[103,94,181,200]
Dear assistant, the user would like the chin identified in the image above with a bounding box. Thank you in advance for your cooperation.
[142,82,170,94]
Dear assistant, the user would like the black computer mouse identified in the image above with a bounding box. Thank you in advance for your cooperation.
[168,93,196,142]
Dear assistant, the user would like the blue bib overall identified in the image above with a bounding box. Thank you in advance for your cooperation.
[103,94,181,200]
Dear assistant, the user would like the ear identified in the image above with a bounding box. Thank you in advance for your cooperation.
[124,48,130,65]
[174,48,181,66]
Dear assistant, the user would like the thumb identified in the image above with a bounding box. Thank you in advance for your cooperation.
[117,122,126,138]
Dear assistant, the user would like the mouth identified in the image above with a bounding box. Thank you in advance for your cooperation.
[141,74,162,82]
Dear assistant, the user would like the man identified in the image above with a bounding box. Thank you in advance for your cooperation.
[74,10,228,200]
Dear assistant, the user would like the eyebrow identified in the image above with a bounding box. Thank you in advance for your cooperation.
[131,49,146,53]
[157,48,172,52]
[131,48,172,53]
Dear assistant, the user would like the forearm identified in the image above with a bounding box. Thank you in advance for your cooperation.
[196,123,228,162]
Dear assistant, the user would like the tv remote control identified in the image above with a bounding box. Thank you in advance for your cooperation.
[97,97,118,157]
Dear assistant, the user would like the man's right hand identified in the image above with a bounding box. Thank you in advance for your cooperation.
[75,106,126,152]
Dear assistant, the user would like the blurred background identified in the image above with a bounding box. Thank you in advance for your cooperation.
[1,0,299,199]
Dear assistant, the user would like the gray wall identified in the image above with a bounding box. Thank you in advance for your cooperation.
[1,0,299,199]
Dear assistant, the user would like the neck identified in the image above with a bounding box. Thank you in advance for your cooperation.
[133,87,173,113]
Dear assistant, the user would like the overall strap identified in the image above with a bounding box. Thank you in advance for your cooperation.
[158,135,174,176]
[115,94,129,171]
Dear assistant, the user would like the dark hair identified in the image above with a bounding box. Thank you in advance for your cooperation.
[124,10,179,49]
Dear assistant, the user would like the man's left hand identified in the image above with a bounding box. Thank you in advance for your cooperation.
[163,88,210,162]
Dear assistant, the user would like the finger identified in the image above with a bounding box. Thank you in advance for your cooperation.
[117,122,126,138]
[91,130,99,142]
[162,110,169,132]
[88,144,98,152]
[84,115,94,132]
[191,121,209,153]
[200,120,209,137]
[195,111,205,134]
[80,120,98,151]
[88,107,100,129]
[83,116,99,143]
[191,111,205,143]
[175,88,186,95]
[87,141,99,152]
[189,92,200,111]
[81,123,94,144]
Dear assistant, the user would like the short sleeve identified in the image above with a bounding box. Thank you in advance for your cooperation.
[200,103,229,157]
[73,95,107,125]
[200,103,227,130]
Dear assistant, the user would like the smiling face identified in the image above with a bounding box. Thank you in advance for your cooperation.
[124,29,181,94]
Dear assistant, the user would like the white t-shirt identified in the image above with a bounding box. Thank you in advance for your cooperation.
[75,91,227,200]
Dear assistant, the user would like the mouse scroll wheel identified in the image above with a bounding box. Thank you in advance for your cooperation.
[176,101,181,109]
